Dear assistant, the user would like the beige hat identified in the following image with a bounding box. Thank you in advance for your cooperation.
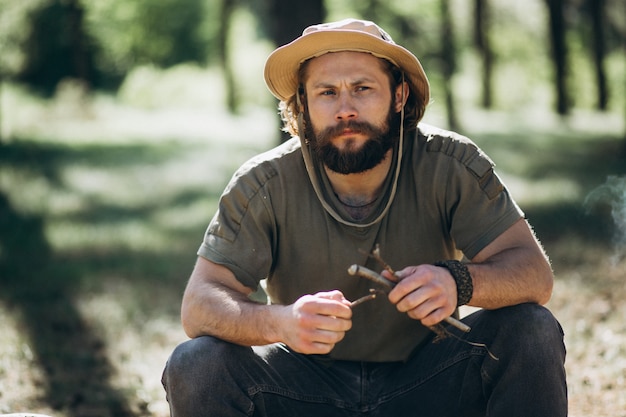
[264,18,430,109]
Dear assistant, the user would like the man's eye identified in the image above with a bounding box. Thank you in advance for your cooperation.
[321,90,336,96]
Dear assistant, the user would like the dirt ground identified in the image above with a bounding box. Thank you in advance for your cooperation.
[1,243,624,416]
[1,98,625,416]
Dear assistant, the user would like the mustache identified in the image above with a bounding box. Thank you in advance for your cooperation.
[315,120,381,142]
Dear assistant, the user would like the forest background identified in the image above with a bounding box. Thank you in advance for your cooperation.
[1,0,625,416]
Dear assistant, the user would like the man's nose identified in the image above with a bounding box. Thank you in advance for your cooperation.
[335,93,358,121]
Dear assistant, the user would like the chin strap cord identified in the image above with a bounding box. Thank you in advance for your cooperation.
[296,73,407,228]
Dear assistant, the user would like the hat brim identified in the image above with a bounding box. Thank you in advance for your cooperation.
[264,29,430,107]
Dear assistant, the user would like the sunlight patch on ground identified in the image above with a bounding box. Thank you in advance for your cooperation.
[46,219,168,252]
[75,282,186,417]
[3,81,278,147]
[498,172,582,206]
[0,305,48,415]
[548,260,626,417]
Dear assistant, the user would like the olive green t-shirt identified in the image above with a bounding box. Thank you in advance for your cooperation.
[198,124,523,362]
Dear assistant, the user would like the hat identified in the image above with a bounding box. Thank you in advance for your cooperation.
[264,18,430,109]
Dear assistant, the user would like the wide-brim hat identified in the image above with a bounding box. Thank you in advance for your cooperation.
[264,18,430,110]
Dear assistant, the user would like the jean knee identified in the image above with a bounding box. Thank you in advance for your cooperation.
[485,304,565,362]
[502,304,563,340]
[163,336,247,389]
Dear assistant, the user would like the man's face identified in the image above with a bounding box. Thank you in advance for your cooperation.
[302,52,403,175]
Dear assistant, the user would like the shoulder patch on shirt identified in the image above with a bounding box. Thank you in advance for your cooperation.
[424,129,504,200]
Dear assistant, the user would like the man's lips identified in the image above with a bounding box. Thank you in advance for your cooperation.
[339,128,361,137]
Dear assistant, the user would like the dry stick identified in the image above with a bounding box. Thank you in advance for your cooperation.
[350,289,386,307]
[347,264,472,333]
[362,244,396,276]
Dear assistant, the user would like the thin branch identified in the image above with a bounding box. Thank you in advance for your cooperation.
[360,244,396,275]
[350,289,386,307]
[348,264,471,333]
[347,264,395,289]
[348,246,502,360]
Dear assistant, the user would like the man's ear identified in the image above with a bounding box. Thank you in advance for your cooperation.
[394,81,409,113]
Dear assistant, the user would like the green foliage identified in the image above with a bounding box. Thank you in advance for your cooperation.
[0,0,44,78]
[0,0,216,93]
[85,0,210,74]
[84,0,214,83]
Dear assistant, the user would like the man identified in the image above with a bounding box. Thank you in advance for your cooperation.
[162,19,567,416]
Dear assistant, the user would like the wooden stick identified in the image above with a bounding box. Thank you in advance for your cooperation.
[350,289,385,307]
[348,264,395,289]
[348,264,471,333]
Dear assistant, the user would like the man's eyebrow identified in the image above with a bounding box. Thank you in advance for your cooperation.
[311,77,377,89]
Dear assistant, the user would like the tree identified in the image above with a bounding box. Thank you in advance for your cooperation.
[473,0,494,109]
[17,0,96,95]
[249,0,326,140]
[585,0,609,111]
[85,0,208,89]
[440,0,460,130]
[217,0,239,113]
[263,0,325,47]
[545,0,570,115]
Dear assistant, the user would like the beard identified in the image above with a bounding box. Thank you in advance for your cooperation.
[305,102,401,175]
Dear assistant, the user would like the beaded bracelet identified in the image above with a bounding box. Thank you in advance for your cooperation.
[434,260,474,306]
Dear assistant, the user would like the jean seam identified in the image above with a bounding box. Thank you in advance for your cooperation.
[376,348,486,406]
[248,384,356,410]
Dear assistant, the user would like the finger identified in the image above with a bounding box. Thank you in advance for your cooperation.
[381,269,400,283]
[309,312,352,333]
[393,286,429,313]
[388,278,425,305]
[295,328,347,354]
[412,306,449,327]
[317,290,345,300]
[313,298,353,319]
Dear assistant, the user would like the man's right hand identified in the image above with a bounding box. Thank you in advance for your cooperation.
[280,290,353,355]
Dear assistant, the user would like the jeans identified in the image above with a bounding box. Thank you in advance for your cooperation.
[162,303,567,417]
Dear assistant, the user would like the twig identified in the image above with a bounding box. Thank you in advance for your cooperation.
[348,264,471,333]
[360,244,396,275]
[350,289,386,307]
[347,264,395,289]
[430,323,499,361]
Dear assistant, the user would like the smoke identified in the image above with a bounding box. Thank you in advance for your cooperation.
[584,175,626,263]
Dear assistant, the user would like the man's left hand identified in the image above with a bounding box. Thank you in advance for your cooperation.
[384,265,457,327]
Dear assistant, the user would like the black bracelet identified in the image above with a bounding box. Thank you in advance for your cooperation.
[434,260,473,306]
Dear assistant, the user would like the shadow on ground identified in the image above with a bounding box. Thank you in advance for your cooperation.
[0,129,624,414]
[0,140,211,416]
[0,192,136,416]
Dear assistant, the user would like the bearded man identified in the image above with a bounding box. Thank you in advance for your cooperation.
[162,19,567,417]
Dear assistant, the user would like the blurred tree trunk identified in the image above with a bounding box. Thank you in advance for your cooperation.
[67,0,91,86]
[587,0,608,111]
[265,0,325,47]
[19,0,94,96]
[263,0,325,142]
[440,0,460,131]
[0,81,3,143]
[218,0,238,113]
[545,0,570,115]
[473,0,494,108]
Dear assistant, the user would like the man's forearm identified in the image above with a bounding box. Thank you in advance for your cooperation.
[465,219,554,309]
[181,279,284,345]
[180,257,285,346]
[467,245,553,309]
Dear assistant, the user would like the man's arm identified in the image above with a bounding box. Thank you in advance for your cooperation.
[467,217,553,309]
[180,257,353,354]
[387,218,553,326]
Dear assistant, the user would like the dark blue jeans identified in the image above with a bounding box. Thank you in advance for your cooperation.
[162,304,567,416]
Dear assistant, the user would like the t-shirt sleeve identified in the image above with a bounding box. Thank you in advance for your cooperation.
[429,134,524,259]
[197,162,277,291]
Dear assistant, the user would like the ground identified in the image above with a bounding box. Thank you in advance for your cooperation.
[0,90,625,416]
